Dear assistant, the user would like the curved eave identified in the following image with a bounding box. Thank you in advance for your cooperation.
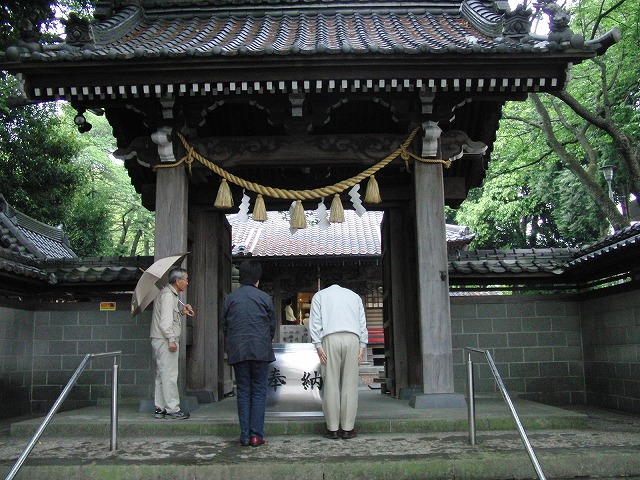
[4,51,592,104]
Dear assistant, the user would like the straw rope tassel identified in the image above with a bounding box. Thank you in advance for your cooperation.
[364,175,382,204]
[252,194,267,221]
[290,200,306,229]
[214,178,233,208]
[329,194,345,223]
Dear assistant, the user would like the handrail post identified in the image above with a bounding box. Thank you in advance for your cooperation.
[464,347,546,480]
[484,352,546,480]
[110,355,119,451]
[466,352,476,445]
[5,351,121,480]
[4,354,92,480]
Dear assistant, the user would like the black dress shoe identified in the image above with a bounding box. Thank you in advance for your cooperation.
[341,429,357,439]
[323,429,340,439]
[240,439,251,447]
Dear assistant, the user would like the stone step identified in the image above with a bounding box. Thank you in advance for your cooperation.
[3,401,640,480]
[3,428,640,480]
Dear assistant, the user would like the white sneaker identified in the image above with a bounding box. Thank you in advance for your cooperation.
[167,410,190,420]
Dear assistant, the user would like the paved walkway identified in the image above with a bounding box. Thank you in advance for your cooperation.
[2,390,640,479]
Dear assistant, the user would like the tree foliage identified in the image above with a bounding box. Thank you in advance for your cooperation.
[63,105,155,257]
[0,73,85,225]
[0,0,93,46]
[455,0,639,249]
[1,1,154,258]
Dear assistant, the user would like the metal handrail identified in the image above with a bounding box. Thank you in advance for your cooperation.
[464,347,546,480]
[4,351,121,480]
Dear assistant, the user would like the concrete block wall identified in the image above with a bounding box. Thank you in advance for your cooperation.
[27,295,152,414]
[0,304,33,418]
[3,287,640,415]
[451,295,585,405]
[581,289,640,414]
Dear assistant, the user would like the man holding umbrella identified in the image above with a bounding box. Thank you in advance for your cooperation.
[150,267,194,420]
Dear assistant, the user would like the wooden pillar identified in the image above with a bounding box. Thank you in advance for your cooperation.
[187,207,221,402]
[273,277,282,341]
[381,207,421,398]
[411,162,464,408]
[154,166,189,394]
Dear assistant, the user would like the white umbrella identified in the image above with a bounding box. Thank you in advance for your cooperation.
[131,253,188,316]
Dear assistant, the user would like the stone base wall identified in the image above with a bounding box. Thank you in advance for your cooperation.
[0,304,33,419]
[2,286,639,415]
[0,295,152,416]
[581,288,640,414]
[451,295,584,405]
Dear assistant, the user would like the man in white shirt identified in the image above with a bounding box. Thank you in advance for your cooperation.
[309,281,368,439]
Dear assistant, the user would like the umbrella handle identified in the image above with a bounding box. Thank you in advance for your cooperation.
[178,299,195,317]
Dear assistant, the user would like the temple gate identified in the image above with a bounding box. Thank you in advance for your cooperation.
[0,0,619,405]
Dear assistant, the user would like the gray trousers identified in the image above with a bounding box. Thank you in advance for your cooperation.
[321,332,360,431]
[151,338,180,413]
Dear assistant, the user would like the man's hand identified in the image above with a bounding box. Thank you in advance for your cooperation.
[181,303,195,317]
[358,347,365,365]
[168,341,178,353]
[317,346,327,365]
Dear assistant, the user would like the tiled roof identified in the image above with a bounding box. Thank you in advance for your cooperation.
[230,210,382,257]
[84,7,501,59]
[0,195,76,261]
[3,0,605,66]
[564,222,640,271]
[43,257,150,284]
[1,0,618,106]
[448,248,577,276]
[229,210,475,257]
[0,249,52,284]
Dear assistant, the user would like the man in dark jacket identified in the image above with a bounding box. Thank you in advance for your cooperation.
[222,260,276,447]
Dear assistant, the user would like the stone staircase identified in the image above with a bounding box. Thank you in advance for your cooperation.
[2,395,640,480]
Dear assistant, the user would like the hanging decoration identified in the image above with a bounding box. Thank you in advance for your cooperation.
[237,190,250,222]
[214,178,233,208]
[156,126,452,229]
[349,184,366,217]
[329,193,345,223]
[316,199,330,230]
[252,194,267,221]
[290,200,306,229]
[364,175,382,204]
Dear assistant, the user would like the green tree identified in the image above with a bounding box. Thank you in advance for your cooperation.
[0,0,94,46]
[60,105,155,257]
[0,73,85,226]
[525,0,639,232]
[456,0,639,248]
[1,1,154,257]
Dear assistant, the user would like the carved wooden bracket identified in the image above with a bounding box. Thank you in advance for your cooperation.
[440,130,488,161]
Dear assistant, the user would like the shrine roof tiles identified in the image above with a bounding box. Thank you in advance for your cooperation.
[448,248,578,276]
[2,2,602,65]
[563,222,640,270]
[229,210,384,257]
[0,195,76,262]
[229,210,477,258]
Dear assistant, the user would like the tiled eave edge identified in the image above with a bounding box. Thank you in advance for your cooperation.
[564,224,640,271]
[0,250,52,283]
[28,74,570,103]
[235,254,381,266]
